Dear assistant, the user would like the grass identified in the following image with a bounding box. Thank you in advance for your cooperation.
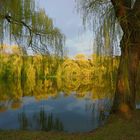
[0,110,140,140]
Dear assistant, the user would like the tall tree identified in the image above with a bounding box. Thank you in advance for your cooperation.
[77,0,140,114]
[0,0,64,56]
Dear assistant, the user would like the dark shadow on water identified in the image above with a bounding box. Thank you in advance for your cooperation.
[18,108,63,131]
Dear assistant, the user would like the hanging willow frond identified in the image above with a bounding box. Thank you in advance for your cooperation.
[76,0,124,56]
[0,0,65,56]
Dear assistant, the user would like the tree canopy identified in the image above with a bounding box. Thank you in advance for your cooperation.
[0,0,65,55]
[76,0,138,55]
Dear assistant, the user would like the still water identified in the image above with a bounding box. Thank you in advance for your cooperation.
[0,79,113,133]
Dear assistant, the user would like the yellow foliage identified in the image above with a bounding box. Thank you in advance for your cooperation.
[0,52,119,111]
[75,54,86,60]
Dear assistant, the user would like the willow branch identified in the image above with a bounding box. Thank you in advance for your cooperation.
[0,14,52,52]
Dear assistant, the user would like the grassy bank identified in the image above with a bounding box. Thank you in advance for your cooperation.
[0,110,140,140]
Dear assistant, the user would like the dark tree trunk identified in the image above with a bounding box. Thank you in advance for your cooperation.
[112,34,140,113]
[111,0,140,114]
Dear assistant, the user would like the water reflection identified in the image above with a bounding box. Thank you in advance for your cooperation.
[0,55,118,132]
[0,76,113,132]
[18,109,63,131]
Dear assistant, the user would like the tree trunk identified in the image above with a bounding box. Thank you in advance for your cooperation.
[112,36,140,114]
[112,0,140,114]
[111,0,140,115]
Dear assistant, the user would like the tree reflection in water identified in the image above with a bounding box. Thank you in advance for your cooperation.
[0,54,125,132]
[18,108,63,131]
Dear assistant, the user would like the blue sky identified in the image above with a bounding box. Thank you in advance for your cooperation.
[38,0,93,57]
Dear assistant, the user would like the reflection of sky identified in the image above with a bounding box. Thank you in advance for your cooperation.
[0,94,111,132]
[38,0,93,57]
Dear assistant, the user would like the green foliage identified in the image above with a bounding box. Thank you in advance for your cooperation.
[76,0,122,55]
[0,0,65,55]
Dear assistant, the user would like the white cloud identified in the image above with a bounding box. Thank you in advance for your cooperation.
[66,30,94,58]
[38,0,94,57]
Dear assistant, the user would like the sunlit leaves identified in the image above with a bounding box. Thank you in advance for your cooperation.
[57,53,119,98]
[0,48,121,111]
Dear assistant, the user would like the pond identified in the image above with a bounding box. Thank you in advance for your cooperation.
[0,78,113,133]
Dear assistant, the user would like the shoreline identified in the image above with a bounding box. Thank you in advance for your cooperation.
[0,110,140,140]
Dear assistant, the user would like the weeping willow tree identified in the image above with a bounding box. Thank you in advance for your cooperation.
[77,0,140,114]
[0,0,65,56]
